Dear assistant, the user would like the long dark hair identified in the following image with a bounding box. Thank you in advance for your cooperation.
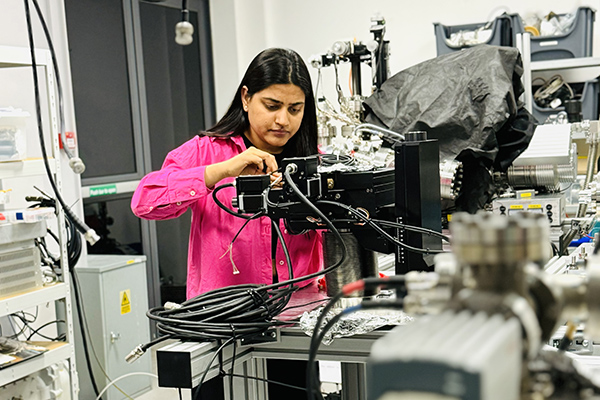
[203,48,318,157]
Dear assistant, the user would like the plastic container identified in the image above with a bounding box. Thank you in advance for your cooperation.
[433,14,517,56]
[0,107,29,161]
[515,7,595,61]
[532,79,599,123]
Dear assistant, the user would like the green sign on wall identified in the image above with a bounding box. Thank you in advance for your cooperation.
[89,184,117,197]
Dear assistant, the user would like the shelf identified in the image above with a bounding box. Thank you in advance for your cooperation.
[0,158,55,180]
[531,57,600,84]
[0,283,68,318]
[0,44,77,398]
[531,57,600,72]
[0,342,73,386]
[0,45,51,68]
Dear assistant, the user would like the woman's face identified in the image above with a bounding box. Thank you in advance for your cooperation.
[242,83,305,154]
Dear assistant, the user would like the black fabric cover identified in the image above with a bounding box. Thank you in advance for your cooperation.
[363,45,536,212]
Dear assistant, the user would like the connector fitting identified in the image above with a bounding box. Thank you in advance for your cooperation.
[68,157,86,174]
[164,301,182,310]
[84,229,101,246]
[286,163,298,174]
[125,344,145,363]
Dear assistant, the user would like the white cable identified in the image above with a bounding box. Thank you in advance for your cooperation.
[95,372,158,400]
[353,123,405,141]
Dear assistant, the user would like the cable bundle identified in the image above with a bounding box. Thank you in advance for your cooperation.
[533,75,574,108]
[147,284,297,342]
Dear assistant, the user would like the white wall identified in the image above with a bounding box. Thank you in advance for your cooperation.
[210,0,597,117]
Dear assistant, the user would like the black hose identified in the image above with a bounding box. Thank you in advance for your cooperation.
[23,0,96,244]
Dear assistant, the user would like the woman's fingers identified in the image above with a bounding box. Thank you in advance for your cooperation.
[243,147,278,174]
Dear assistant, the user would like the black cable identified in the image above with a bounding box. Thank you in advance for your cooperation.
[8,315,29,339]
[282,298,330,312]
[371,219,451,242]
[29,0,74,161]
[229,335,237,399]
[318,200,446,255]
[551,242,560,257]
[306,291,343,400]
[212,167,349,288]
[307,306,348,400]
[307,299,404,400]
[145,164,349,362]
[14,309,38,323]
[23,0,96,244]
[212,183,257,220]
[271,219,294,281]
[193,338,235,399]
[35,237,61,276]
[140,335,170,353]
[305,276,405,400]
[261,165,347,289]
[226,373,307,392]
[178,388,183,400]
[26,319,66,341]
[147,284,294,342]
[26,195,82,269]
[319,154,354,166]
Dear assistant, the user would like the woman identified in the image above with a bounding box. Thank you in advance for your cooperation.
[132,47,322,298]
[131,48,321,398]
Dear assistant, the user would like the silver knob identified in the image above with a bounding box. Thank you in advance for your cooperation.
[110,332,121,343]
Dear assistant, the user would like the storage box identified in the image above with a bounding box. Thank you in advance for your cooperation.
[515,7,595,61]
[433,14,517,56]
[0,107,28,161]
[532,79,599,124]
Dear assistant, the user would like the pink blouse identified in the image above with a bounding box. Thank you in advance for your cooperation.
[131,135,322,299]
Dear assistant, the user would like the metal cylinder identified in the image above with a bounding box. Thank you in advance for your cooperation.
[439,159,463,200]
[405,131,427,142]
[557,164,576,183]
[507,164,558,188]
[323,231,378,297]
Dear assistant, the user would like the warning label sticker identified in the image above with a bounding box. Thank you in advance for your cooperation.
[120,289,131,315]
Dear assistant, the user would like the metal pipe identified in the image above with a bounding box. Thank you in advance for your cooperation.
[352,123,405,141]
[351,57,362,96]
[577,139,597,218]
[560,138,598,253]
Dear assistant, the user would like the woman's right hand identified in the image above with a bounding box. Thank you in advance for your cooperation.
[204,147,278,188]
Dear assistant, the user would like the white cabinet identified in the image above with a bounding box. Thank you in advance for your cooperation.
[74,255,152,400]
[0,44,79,398]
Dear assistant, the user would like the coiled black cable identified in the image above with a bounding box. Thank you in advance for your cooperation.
[145,164,348,361]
